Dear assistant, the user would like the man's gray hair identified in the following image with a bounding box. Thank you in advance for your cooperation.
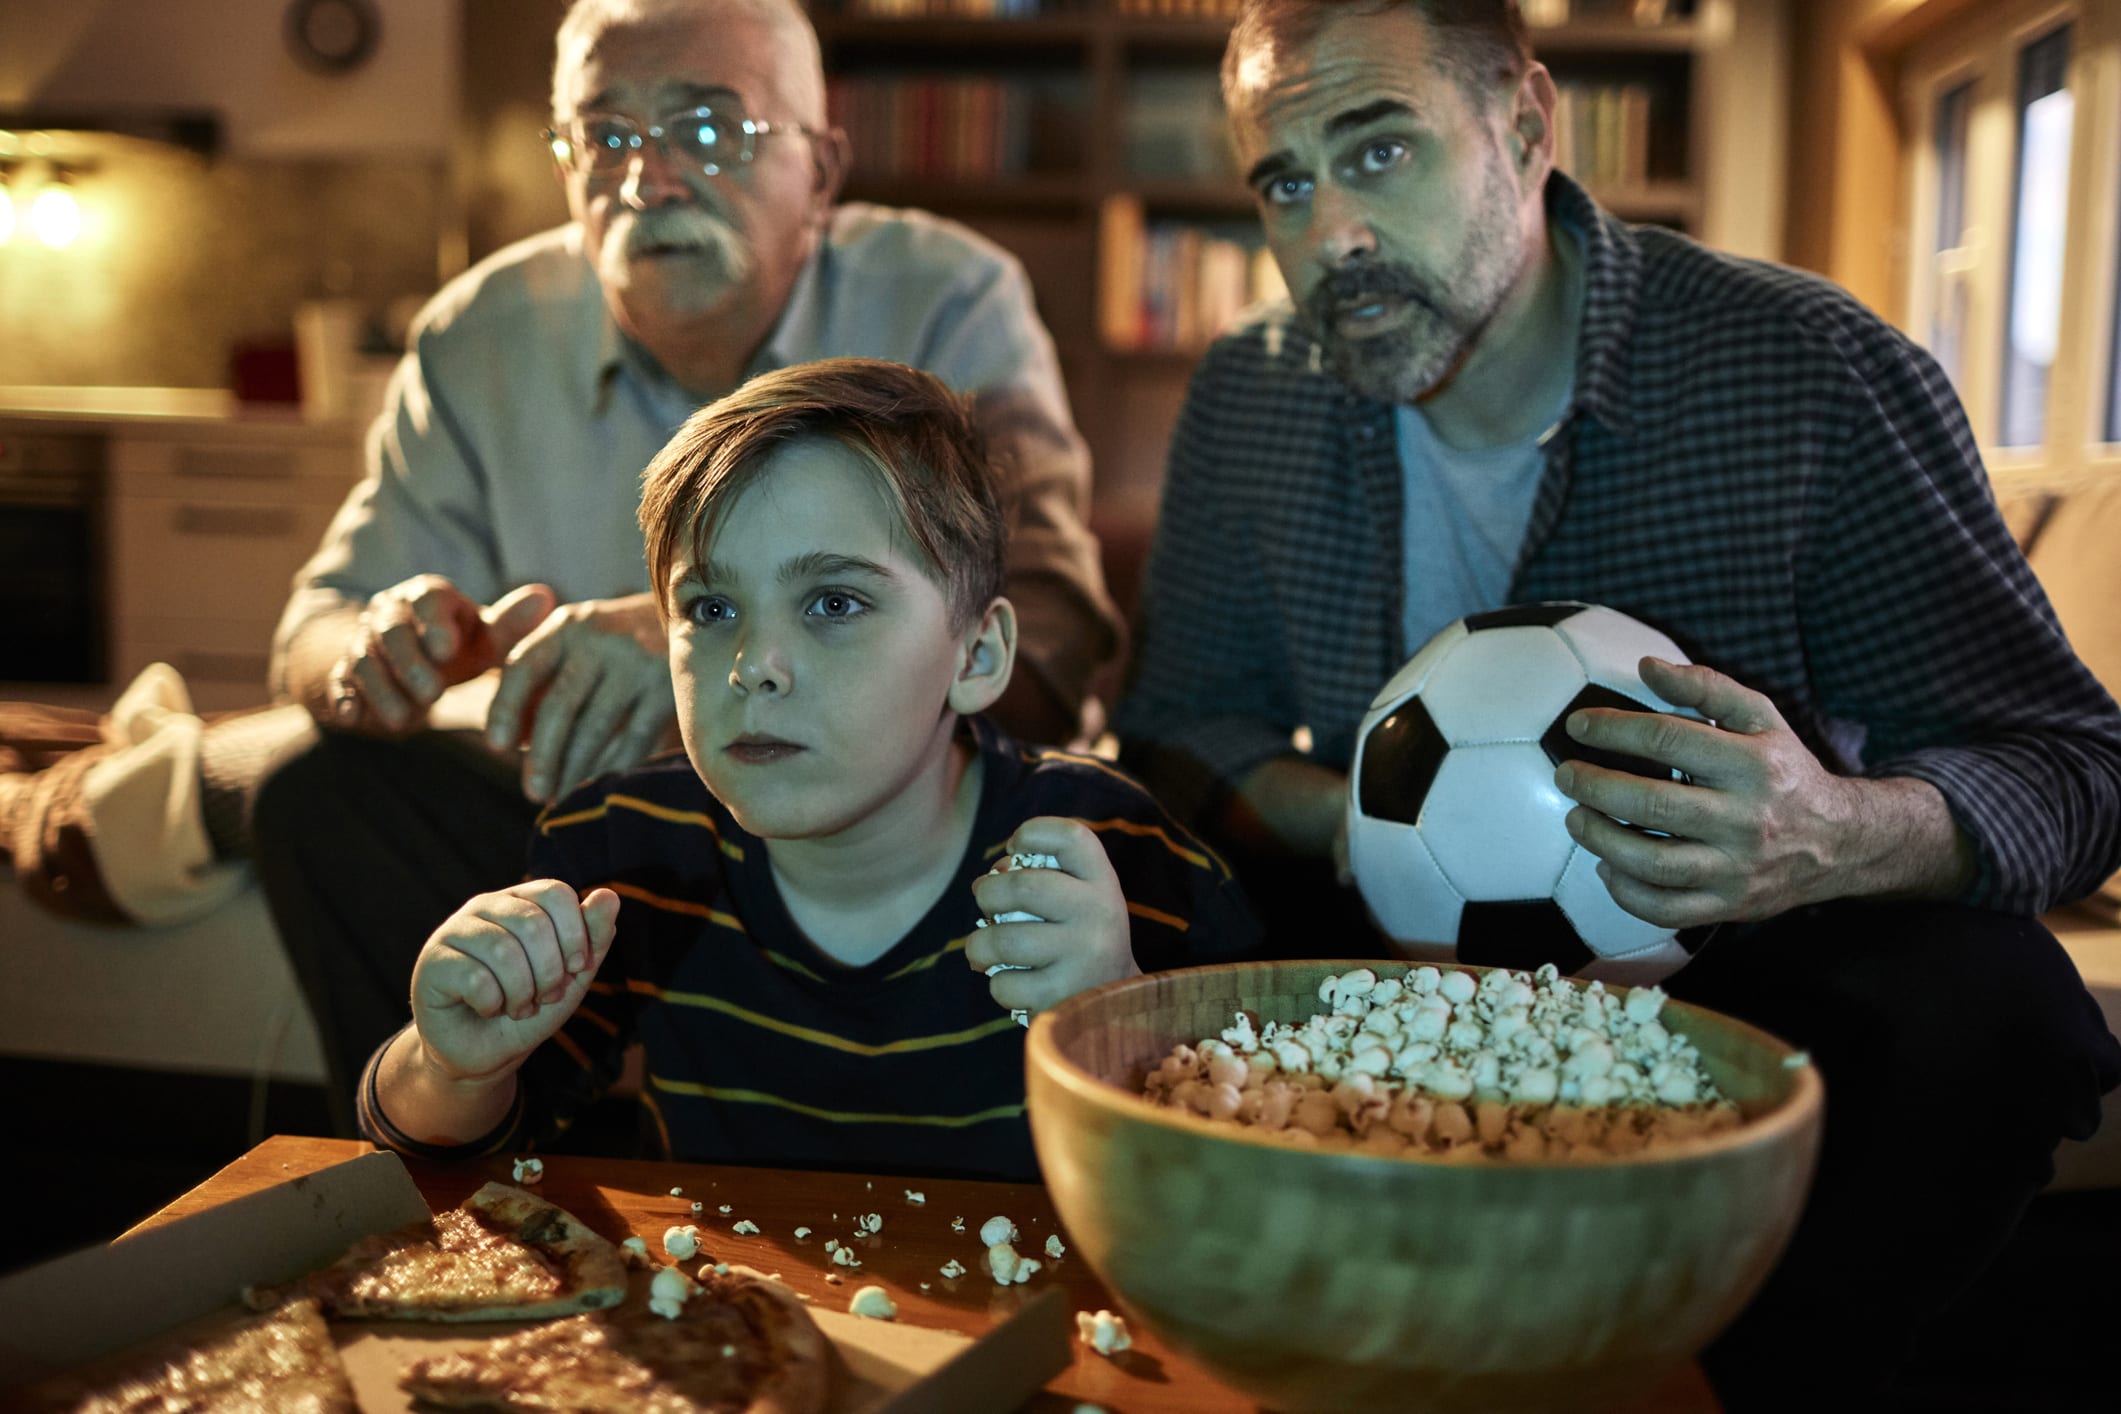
[1222,0,1532,104]
[551,0,824,123]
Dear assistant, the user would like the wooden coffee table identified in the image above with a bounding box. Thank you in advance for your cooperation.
[133,1134,1723,1412]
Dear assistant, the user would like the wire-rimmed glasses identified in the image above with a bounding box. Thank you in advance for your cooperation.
[546,97,819,179]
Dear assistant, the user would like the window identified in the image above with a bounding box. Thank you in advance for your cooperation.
[1903,1,2121,490]
[1929,80,1975,391]
[1999,24,2072,448]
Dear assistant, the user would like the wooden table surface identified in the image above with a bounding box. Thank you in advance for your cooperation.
[139,1134,1723,1414]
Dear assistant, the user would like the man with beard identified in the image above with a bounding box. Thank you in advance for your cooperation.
[254,0,1119,1132]
[1112,0,2121,1405]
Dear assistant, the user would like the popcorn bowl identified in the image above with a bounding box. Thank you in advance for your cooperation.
[1024,960,1823,1414]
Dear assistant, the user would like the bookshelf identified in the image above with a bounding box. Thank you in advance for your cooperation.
[810,0,1749,632]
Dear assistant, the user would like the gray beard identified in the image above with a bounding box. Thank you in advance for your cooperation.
[1301,267,1474,405]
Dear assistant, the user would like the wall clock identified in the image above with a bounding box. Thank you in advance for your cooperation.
[284,0,382,75]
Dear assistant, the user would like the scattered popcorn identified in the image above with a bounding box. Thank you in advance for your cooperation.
[718,1203,733,1215]
[1075,1309,1132,1357]
[1143,966,1740,1160]
[979,1216,1018,1247]
[857,1213,883,1235]
[905,1190,926,1205]
[940,1259,968,1279]
[690,1201,704,1214]
[732,1220,761,1236]
[831,1246,863,1269]
[720,1344,737,1358]
[705,1262,730,1277]
[669,1188,683,1197]
[663,1225,703,1261]
[985,1243,1040,1285]
[1045,1233,1066,1260]
[919,1282,931,1291]
[825,1273,842,1285]
[950,1216,966,1233]
[648,1266,691,1321]
[824,1239,839,1253]
[794,1227,813,1241]
[849,1285,899,1320]
[510,1157,544,1185]
[619,1236,652,1268]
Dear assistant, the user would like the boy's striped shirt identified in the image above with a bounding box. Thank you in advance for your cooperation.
[361,716,1258,1180]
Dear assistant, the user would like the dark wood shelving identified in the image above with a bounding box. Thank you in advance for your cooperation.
[813,4,1726,605]
[843,173,1092,212]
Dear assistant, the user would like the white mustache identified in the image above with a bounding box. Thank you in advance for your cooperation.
[604,205,754,282]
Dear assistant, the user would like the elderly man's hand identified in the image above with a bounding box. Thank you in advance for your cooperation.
[484,591,676,804]
[1549,657,1865,929]
[325,577,555,735]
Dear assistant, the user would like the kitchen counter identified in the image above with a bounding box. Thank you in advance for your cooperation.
[0,386,371,442]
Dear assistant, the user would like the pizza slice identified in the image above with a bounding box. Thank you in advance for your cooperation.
[242,1181,626,1323]
[399,1264,833,1414]
[22,1297,356,1413]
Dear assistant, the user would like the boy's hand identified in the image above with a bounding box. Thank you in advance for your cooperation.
[410,881,621,1083]
[965,817,1138,1020]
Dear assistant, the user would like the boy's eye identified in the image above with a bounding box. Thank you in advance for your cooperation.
[806,590,868,620]
[685,595,736,626]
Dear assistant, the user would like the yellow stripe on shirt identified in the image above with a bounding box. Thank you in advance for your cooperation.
[1127,900,1191,932]
[541,793,745,861]
[598,883,827,982]
[604,881,747,934]
[621,979,1018,1055]
[882,931,975,981]
[649,1075,1025,1129]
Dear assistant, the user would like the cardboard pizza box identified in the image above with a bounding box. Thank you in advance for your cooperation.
[0,1151,1072,1412]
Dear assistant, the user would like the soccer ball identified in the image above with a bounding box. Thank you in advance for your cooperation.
[1345,602,1707,985]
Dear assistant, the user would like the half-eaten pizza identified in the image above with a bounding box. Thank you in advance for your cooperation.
[400,1263,833,1413]
[242,1180,627,1322]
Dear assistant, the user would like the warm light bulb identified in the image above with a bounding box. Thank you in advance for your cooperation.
[30,182,81,249]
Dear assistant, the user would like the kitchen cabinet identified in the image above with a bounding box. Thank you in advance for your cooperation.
[0,396,364,712]
[107,424,361,710]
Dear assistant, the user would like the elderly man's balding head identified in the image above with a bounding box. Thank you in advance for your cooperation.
[550,0,826,127]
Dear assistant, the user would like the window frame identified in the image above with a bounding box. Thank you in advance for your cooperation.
[1901,0,2121,498]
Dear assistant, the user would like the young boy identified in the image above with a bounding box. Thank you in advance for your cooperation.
[359,358,1257,1180]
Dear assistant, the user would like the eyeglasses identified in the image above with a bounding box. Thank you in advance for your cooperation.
[546,99,819,179]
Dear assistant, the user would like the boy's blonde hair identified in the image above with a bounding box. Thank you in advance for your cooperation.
[640,358,1008,630]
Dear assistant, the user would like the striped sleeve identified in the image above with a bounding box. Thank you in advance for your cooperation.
[1017,745,1262,972]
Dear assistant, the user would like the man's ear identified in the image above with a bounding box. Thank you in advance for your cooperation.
[811,126,851,214]
[947,596,1017,718]
[1510,63,1558,190]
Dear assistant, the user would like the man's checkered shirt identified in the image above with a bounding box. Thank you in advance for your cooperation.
[1114,173,2121,915]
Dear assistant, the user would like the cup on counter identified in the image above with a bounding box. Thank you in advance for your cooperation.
[295,298,363,421]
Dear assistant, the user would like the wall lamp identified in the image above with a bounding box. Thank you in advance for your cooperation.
[0,143,97,251]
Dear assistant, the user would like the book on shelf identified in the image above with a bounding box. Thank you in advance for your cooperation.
[1551,80,1651,193]
[828,75,1034,181]
[1098,196,1288,353]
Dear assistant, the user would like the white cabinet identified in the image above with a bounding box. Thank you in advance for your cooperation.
[108,425,362,710]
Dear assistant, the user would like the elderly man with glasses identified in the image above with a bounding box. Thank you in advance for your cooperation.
[253,0,1121,1131]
